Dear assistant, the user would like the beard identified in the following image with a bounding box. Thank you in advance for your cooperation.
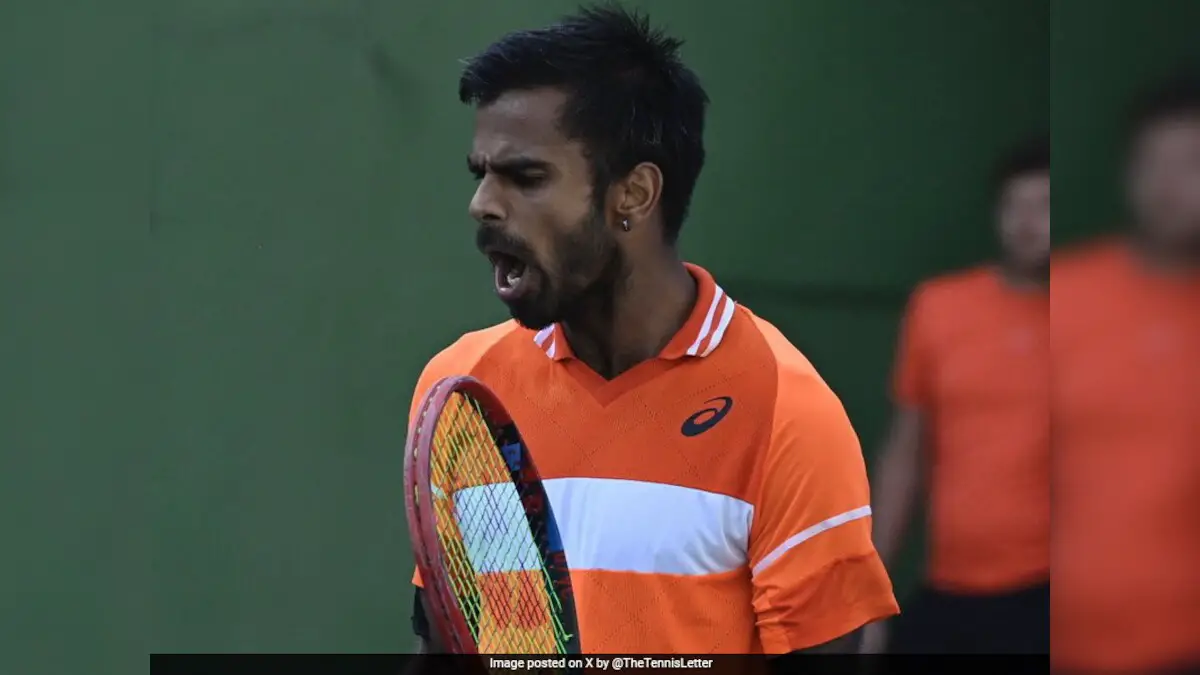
[478,208,624,331]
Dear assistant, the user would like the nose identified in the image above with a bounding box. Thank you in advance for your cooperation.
[468,175,507,224]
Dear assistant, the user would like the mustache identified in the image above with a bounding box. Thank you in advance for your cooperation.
[475,224,536,261]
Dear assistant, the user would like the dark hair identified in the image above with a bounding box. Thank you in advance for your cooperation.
[458,4,709,244]
[1125,68,1200,144]
[993,136,1049,200]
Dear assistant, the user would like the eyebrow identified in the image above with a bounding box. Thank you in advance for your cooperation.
[467,155,553,177]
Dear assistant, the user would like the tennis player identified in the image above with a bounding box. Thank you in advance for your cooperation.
[409,5,898,659]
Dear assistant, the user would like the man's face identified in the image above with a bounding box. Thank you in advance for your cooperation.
[997,171,1051,273]
[467,88,622,329]
[1128,115,1200,249]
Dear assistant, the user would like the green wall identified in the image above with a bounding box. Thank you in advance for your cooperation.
[0,2,1052,673]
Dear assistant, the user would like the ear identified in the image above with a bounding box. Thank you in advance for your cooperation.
[614,162,663,226]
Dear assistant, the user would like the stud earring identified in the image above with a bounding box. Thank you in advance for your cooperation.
[621,218,631,232]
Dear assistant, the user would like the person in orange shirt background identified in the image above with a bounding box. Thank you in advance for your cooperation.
[1052,72,1200,674]
[862,139,1050,654]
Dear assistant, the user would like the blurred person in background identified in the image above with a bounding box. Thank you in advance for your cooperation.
[1052,73,1200,674]
[863,139,1050,654]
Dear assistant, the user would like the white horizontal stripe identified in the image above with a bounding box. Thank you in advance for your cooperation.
[447,477,753,576]
[751,505,872,577]
[546,477,752,575]
[453,483,543,573]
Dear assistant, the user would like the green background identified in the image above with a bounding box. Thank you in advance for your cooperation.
[0,1,1187,673]
[1053,0,1200,244]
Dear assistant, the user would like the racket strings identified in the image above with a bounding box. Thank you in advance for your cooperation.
[436,395,550,654]
[429,392,570,653]
[430,395,492,639]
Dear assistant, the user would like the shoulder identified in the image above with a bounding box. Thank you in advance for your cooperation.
[419,320,524,381]
[1051,238,1133,337]
[741,310,859,456]
[742,308,825,397]
[408,320,527,416]
[908,265,997,311]
[738,310,870,518]
[1052,237,1130,290]
[1052,235,1127,266]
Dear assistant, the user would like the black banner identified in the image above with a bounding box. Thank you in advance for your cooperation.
[150,654,1049,675]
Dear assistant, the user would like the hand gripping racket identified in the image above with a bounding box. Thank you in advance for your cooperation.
[404,375,581,656]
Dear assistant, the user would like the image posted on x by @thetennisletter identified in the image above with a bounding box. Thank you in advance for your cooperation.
[488,656,716,671]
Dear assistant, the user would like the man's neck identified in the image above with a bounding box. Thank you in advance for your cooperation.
[561,256,697,380]
[1133,232,1200,275]
[998,261,1049,292]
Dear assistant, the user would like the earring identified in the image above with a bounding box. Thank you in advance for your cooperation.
[621,218,631,232]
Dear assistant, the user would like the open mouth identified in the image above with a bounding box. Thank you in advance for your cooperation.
[488,251,529,298]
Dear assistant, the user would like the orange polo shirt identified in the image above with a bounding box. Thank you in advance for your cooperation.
[1052,240,1200,672]
[410,263,898,653]
[893,266,1050,593]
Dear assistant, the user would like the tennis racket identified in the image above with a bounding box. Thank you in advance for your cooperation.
[404,375,581,656]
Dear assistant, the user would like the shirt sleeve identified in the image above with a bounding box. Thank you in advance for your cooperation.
[749,365,900,653]
[892,286,931,408]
